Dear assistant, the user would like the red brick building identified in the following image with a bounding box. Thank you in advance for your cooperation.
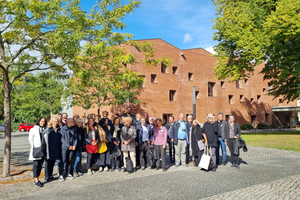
[71,39,298,127]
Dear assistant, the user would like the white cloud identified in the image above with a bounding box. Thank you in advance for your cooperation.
[183,33,193,44]
[205,46,217,55]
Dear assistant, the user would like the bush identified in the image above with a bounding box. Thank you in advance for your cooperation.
[269,124,278,128]
[257,123,269,129]
[241,123,254,130]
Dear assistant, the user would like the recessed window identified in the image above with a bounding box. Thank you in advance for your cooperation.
[229,95,233,104]
[208,82,215,97]
[169,90,176,101]
[268,82,272,91]
[250,98,254,104]
[263,88,266,92]
[279,99,283,105]
[257,95,261,104]
[161,63,167,73]
[240,95,244,102]
[139,75,145,88]
[236,79,240,88]
[221,81,225,88]
[151,74,157,83]
[245,79,248,85]
[196,91,199,99]
[172,67,178,75]
[122,62,127,68]
[265,113,269,122]
[188,73,193,81]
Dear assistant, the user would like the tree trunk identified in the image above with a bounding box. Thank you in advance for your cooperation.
[97,105,100,123]
[2,70,11,177]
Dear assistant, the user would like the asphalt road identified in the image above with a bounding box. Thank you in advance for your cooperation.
[0,132,300,200]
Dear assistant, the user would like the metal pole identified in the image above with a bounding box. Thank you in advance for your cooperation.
[193,86,196,118]
[84,105,86,124]
[127,97,129,107]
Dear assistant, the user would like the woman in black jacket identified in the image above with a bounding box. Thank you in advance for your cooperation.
[72,118,85,177]
[191,119,207,167]
[224,115,241,169]
[202,113,219,172]
[97,118,111,172]
[85,117,99,175]
[109,117,122,172]
[44,117,63,182]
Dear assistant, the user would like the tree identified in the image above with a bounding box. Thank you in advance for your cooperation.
[12,72,66,123]
[0,0,142,177]
[212,0,300,101]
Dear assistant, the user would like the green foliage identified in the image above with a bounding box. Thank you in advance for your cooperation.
[212,0,300,101]
[240,123,254,130]
[256,123,269,129]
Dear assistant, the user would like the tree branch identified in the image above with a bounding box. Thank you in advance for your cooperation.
[0,21,13,34]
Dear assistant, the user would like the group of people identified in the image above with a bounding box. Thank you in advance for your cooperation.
[28,107,242,188]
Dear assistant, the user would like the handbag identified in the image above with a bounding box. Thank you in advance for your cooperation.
[197,140,205,151]
[98,141,107,154]
[112,146,122,158]
[198,146,215,170]
[126,156,133,173]
[33,146,44,158]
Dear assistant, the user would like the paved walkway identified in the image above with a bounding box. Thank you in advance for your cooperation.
[0,132,300,200]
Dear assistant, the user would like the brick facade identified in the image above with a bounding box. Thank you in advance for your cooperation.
[72,39,297,127]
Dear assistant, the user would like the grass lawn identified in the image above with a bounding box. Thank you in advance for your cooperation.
[242,131,300,152]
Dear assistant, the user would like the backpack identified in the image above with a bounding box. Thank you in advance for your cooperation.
[126,156,133,173]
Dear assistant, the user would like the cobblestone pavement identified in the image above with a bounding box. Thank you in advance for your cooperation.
[1,132,300,200]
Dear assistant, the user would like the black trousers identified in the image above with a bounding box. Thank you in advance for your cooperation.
[135,145,140,167]
[194,145,204,166]
[155,145,166,169]
[62,149,74,176]
[33,159,44,178]
[87,152,97,169]
[228,138,239,164]
[45,159,62,178]
[167,137,175,163]
[139,142,151,167]
[186,144,190,163]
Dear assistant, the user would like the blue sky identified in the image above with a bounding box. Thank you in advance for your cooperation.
[81,0,218,53]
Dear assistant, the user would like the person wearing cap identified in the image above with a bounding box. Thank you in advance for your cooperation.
[170,113,190,167]
[61,118,78,179]
[202,113,219,172]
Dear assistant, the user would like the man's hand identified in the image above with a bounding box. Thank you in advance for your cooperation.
[72,146,76,150]
[171,139,174,143]
[136,142,138,146]
[163,145,166,149]
[105,139,109,143]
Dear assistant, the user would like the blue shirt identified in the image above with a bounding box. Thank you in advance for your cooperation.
[141,125,149,142]
[178,121,187,139]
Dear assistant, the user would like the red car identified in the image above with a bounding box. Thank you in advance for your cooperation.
[19,123,35,132]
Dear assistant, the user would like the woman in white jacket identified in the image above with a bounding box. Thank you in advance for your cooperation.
[28,117,47,188]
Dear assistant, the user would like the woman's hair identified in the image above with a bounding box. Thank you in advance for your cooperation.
[206,113,215,122]
[77,118,84,124]
[156,118,163,123]
[47,117,60,128]
[113,117,120,124]
[35,117,47,127]
[98,118,107,127]
[124,117,132,125]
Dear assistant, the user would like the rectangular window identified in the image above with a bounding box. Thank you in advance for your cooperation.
[172,67,178,75]
[268,82,272,91]
[151,74,157,83]
[221,81,225,88]
[169,90,176,101]
[163,114,173,124]
[229,95,233,104]
[188,73,193,81]
[139,75,145,88]
[245,79,249,85]
[236,79,240,88]
[161,63,167,73]
[251,115,256,127]
[250,98,254,104]
[196,91,199,99]
[257,95,261,104]
[208,82,215,97]
[263,88,266,92]
[265,113,269,122]
[240,95,244,102]
[279,99,283,105]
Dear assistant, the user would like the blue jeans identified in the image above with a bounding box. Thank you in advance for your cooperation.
[218,137,227,163]
[73,151,81,173]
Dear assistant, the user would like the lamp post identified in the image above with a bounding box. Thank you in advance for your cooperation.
[193,86,196,118]
[127,97,129,107]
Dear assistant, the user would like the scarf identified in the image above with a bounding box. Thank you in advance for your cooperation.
[113,125,120,138]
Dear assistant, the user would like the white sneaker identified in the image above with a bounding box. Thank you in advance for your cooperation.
[67,174,74,179]
[98,167,103,172]
[104,166,109,171]
[59,175,65,181]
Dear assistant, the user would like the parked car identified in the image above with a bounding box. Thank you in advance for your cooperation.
[0,124,5,132]
[19,123,35,132]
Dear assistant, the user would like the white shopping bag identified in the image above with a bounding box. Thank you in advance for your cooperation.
[198,146,210,170]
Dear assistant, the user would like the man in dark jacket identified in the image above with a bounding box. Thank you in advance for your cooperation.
[61,118,78,179]
[138,117,153,170]
[170,113,190,167]
[216,112,228,165]
[164,116,175,163]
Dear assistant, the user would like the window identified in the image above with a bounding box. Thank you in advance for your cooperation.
[245,79,249,85]
[151,74,157,83]
[139,75,145,88]
[208,82,215,97]
[240,95,244,102]
[221,81,225,88]
[268,82,272,91]
[163,114,173,124]
[279,99,283,105]
[122,62,127,68]
[257,95,261,104]
[229,95,233,104]
[188,73,193,81]
[161,63,167,73]
[251,115,256,127]
[169,90,176,101]
[263,88,266,92]
[196,91,199,99]
[172,67,178,75]
[236,79,240,88]
[250,98,254,104]
[265,113,269,122]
